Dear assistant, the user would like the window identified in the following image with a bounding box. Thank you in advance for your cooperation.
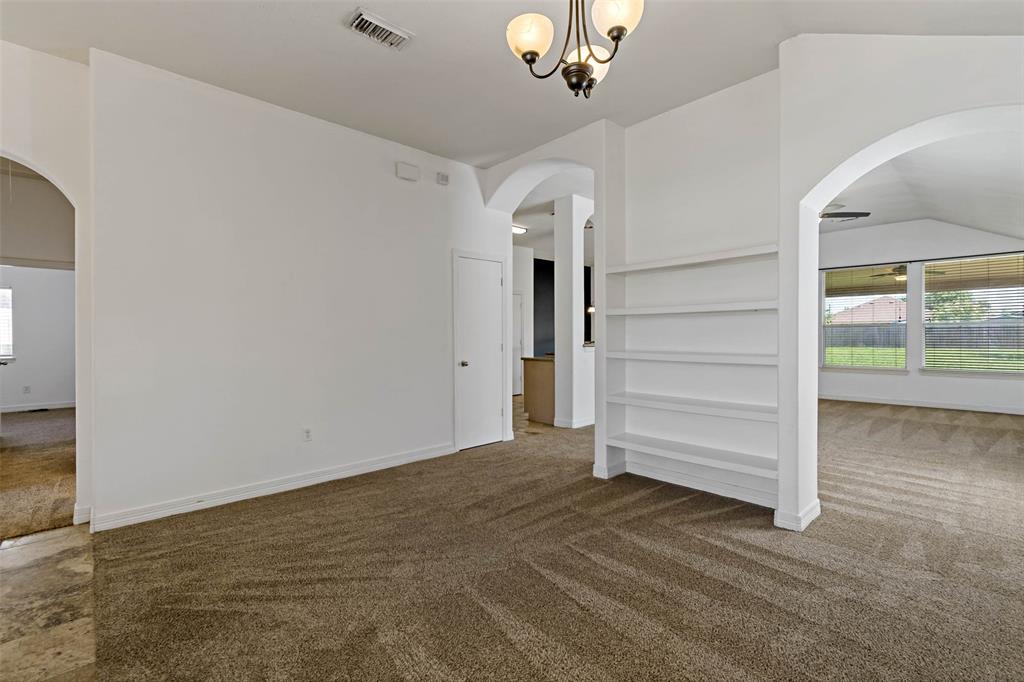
[823,264,908,368]
[924,253,1023,372]
[0,287,12,358]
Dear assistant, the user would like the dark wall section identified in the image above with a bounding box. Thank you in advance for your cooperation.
[533,258,593,356]
[585,266,592,343]
[534,259,555,355]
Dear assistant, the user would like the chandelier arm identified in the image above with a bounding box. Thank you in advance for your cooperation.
[527,0,576,79]
[580,5,621,64]
[575,0,583,60]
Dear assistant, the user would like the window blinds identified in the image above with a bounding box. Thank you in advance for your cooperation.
[823,264,908,368]
[923,253,1023,372]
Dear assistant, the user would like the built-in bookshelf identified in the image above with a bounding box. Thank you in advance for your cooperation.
[600,242,780,509]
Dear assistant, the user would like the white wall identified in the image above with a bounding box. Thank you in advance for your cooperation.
[512,245,534,363]
[820,219,1024,414]
[0,174,75,269]
[0,266,75,411]
[90,50,510,528]
[554,194,595,428]
[626,71,780,261]
[1,40,93,523]
[819,219,1024,270]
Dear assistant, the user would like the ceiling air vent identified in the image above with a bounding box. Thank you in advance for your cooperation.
[347,8,414,51]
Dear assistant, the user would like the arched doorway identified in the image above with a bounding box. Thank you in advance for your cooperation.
[488,158,598,433]
[0,155,78,539]
[785,104,1024,530]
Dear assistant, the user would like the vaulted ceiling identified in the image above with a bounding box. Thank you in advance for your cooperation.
[824,132,1024,238]
[2,0,1022,167]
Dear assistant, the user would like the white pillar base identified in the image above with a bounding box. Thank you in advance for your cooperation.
[73,504,92,525]
[593,462,627,479]
[773,499,821,531]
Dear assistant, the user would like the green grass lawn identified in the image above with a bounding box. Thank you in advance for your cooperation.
[825,347,1024,371]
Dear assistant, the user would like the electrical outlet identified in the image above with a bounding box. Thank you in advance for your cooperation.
[302,428,313,443]
[22,385,30,394]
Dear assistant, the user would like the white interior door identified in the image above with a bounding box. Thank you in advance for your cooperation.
[512,293,524,395]
[454,254,503,450]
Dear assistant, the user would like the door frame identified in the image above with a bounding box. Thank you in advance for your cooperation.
[512,291,524,395]
[452,249,507,451]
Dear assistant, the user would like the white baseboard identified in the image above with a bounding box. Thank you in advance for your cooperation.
[774,499,821,532]
[73,504,91,525]
[554,417,595,428]
[593,461,627,479]
[626,460,778,510]
[92,442,455,532]
[2,401,76,413]
[819,393,1024,416]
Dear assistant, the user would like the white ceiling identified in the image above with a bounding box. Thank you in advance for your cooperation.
[823,132,1024,238]
[3,1,1022,167]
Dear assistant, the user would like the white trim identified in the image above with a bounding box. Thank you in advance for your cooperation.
[606,243,778,275]
[626,461,777,510]
[606,391,777,422]
[593,461,627,479]
[820,366,909,375]
[774,499,821,532]
[92,442,456,532]
[0,256,75,270]
[1,401,76,413]
[606,350,777,366]
[606,300,778,316]
[918,368,1024,380]
[608,432,777,480]
[818,393,1024,415]
[73,504,91,525]
[554,416,595,428]
[451,249,507,452]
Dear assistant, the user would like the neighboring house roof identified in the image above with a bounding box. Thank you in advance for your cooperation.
[831,296,907,324]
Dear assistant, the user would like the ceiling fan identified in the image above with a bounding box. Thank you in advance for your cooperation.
[870,264,907,278]
[819,202,870,222]
[869,264,945,280]
[820,210,871,221]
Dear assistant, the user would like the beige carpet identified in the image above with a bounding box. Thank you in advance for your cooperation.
[94,399,1023,680]
[0,409,76,540]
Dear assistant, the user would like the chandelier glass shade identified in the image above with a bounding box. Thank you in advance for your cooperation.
[506,13,556,60]
[506,0,643,98]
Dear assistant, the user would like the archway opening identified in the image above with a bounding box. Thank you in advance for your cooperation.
[0,155,78,540]
[795,105,1024,530]
[495,159,598,435]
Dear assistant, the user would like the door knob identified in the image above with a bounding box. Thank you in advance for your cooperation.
[460,361,469,367]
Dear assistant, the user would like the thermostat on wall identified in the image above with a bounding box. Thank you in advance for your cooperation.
[396,162,420,182]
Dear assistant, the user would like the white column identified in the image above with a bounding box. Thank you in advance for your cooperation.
[906,261,924,373]
[554,194,594,428]
[594,121,627,477]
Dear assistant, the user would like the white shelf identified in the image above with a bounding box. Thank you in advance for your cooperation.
[606,391,777,422]
[607,432,777,479]
[605,350,777,366]
[606,300,778,316]
[606,243,778,275]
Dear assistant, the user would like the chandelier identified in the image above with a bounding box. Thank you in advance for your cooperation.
[506,0,643,98]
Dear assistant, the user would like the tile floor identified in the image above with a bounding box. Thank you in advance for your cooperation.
[0,525,95,681]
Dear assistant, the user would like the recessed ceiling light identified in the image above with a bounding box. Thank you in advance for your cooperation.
[512,224,529,235]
